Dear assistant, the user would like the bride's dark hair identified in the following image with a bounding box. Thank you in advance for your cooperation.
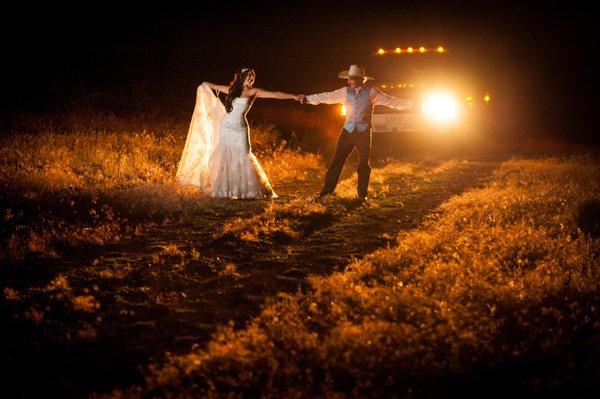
[224,67,255,113]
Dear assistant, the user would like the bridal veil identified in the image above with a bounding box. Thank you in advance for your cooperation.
[176,83,225,190]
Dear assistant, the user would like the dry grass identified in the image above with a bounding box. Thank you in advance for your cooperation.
[0,120,321,262]
[119,155,600,397]
[219,159,461,244]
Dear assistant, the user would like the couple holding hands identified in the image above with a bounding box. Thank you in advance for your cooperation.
[176,64,413,202]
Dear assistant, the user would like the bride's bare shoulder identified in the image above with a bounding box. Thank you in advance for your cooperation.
[242,87,259,98]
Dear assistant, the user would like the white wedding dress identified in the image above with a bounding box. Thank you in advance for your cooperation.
[176,83,277,199]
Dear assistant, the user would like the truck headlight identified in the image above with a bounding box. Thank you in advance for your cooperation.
[422,91,460,124]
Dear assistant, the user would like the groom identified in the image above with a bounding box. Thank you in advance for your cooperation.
[300,65,413,202]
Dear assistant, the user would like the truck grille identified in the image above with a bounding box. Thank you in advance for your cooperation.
[373,124,390,132]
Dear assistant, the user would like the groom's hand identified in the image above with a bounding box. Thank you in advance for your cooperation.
[298,94,307,104]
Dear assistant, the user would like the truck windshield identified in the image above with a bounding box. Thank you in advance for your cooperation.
[366,50,469,94]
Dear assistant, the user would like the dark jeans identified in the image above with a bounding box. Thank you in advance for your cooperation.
[320,127,372,198]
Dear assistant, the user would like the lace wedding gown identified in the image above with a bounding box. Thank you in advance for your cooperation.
[176,83,277,199]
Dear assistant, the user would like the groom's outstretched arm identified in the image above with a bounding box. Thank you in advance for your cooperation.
[305,87,346,105]
[371,87,413,110]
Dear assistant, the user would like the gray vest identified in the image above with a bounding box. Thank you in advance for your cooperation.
[344,86,373,133]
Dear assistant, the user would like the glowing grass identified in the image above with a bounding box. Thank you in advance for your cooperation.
[121,155,600,397]
[219,160,460,244]
[0,125,322,262]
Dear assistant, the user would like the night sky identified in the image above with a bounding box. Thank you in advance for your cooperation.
[2,1,598,141]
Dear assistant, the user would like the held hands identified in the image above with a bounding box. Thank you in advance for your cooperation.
[296,94,307,104]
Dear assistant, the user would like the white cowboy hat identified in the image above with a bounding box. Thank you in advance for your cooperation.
[338,64,374,80]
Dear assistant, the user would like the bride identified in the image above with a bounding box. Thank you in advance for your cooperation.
[176,67,301,199]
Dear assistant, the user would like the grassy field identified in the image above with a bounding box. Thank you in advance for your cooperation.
[106,155,600,398]
[0,120,321,263]
[1,112,599,397]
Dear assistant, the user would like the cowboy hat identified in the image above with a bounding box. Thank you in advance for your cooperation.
[338,64,374,80]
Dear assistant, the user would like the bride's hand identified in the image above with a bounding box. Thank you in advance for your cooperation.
[295,94,305,103]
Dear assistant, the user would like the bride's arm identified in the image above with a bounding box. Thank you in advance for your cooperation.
[252,88,301,101]
[203,82,230,94]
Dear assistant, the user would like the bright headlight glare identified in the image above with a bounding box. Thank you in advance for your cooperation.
[422,91,460,124]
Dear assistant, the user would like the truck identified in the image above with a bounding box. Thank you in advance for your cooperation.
[343,46,491,134]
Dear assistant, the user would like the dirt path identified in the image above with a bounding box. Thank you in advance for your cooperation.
[1,159,500,398]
